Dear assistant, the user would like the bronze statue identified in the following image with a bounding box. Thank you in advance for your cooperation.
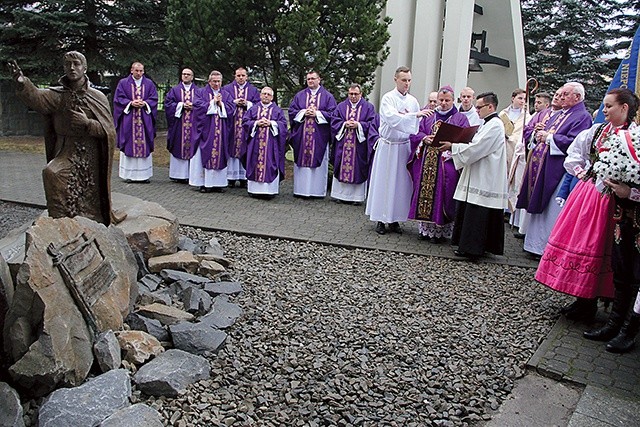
[8,51,124,225]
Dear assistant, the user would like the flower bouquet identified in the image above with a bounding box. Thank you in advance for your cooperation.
[591,128,640,193]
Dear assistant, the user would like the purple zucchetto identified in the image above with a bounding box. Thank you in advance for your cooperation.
[439,85,455,94]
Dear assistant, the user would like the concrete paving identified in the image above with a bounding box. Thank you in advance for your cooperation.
[1,150,638,426]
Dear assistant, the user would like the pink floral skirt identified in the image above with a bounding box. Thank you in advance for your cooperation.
[535,179,615,299]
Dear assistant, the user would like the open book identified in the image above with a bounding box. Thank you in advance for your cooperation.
[432,122,479,147]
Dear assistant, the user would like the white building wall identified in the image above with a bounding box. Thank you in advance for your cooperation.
[372,0,526,111]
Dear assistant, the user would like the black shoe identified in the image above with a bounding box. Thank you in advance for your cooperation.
[388,222,402,234]
[513,232,526,239]
[560,299,580,315]
[211,187,226,193]
[431,236,446,244]
[418,234,429,241]
[375,222,386,235]
[227,180,235,188]
[605,315,639,353]
[584,322,621,342]
[238,180,247,188]
[200,186,211,193]
[453,249,479,259]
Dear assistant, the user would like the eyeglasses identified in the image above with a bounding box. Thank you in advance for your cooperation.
[476,104,490,110]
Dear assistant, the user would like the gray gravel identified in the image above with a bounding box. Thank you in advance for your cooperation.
[0,202,568,426]
[140,226,565,426]
[0,201,42,238]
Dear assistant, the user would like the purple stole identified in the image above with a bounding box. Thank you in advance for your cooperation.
[522,110,573,202]
[131,83,149,157]
[254,105,274,182]
[204,91,224,170]
[180,86,195,159]
[338,103,363,183]
[301,92,322,167]
[231,85,248,158]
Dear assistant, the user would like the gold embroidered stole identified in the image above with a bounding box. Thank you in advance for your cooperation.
[232,86,246,157]
[131,83,147,157]
[338,103,362,183]
[255,105,274,182]
[301,91,321,167]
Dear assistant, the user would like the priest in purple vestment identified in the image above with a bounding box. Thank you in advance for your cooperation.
[241,87,288,198]
[288,71,337,198]
[329,83,377,204]
[189,70,236,193]
[516,82,592,256]
[165,68,197,183]
[407,86,470,242]
[222,67,261,188]
[113,62,158,183]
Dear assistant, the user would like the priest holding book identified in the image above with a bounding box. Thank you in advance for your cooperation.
[408,85,470,242]
[439,91,508,259]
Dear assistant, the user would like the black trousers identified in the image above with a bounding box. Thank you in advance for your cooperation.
[452,201,505,256]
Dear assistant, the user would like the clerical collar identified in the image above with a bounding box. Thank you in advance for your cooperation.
[183,83,192,90]
[261,102,272,107]
[438,107,453,115]
[237,83,246,89]
[460,105,473,112]
[395,88,408,97]
[350,100,359,108]
[483,112,498,123]
[132,76,142,87]
[309,87,320,95]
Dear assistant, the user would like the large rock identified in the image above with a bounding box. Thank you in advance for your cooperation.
[93,330,122,373]
[180,287,212,315]
[200,295,243,329]
[115,330,164,364]
[134,349,210,397]
[203,281,243,297]
[0,224,29,286]
[98,403,163,427]
[3,216,137,397]
[38,369,131,427]
[160,269,212,286]
[136,303,194,325]
[0,254,14,358]
[198,259,226,278]
[148,251,198,274]
[0,382,24,427]
[125,313,169,342]
[169,321,227,355]
[112,192,179,260]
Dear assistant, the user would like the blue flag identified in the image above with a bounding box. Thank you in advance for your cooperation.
[594,25,640,123]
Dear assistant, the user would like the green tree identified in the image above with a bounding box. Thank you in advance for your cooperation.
[521,0,628,110]
[166,0,390,104]
[0,0,171,85]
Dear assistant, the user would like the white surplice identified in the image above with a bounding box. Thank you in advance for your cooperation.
[365,89,421,223]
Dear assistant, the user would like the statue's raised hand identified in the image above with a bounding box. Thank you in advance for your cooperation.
[7,60,24,83]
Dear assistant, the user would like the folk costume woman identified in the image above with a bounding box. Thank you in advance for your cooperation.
[535,89,639,326]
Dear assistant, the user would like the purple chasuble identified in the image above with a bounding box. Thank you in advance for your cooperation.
[222,81,261,160]
[165,83,197,160]
[330,98,377,185]
[242,103,288,183]
[516,102,592,213]
[288,86,337,168]
[192,86,236,170]
[113,75,158,157]
[407,107,470,222]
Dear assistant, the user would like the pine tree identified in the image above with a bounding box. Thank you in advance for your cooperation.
[0,0,171,85]
[521,0,629,109]
[165,0,390,103]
